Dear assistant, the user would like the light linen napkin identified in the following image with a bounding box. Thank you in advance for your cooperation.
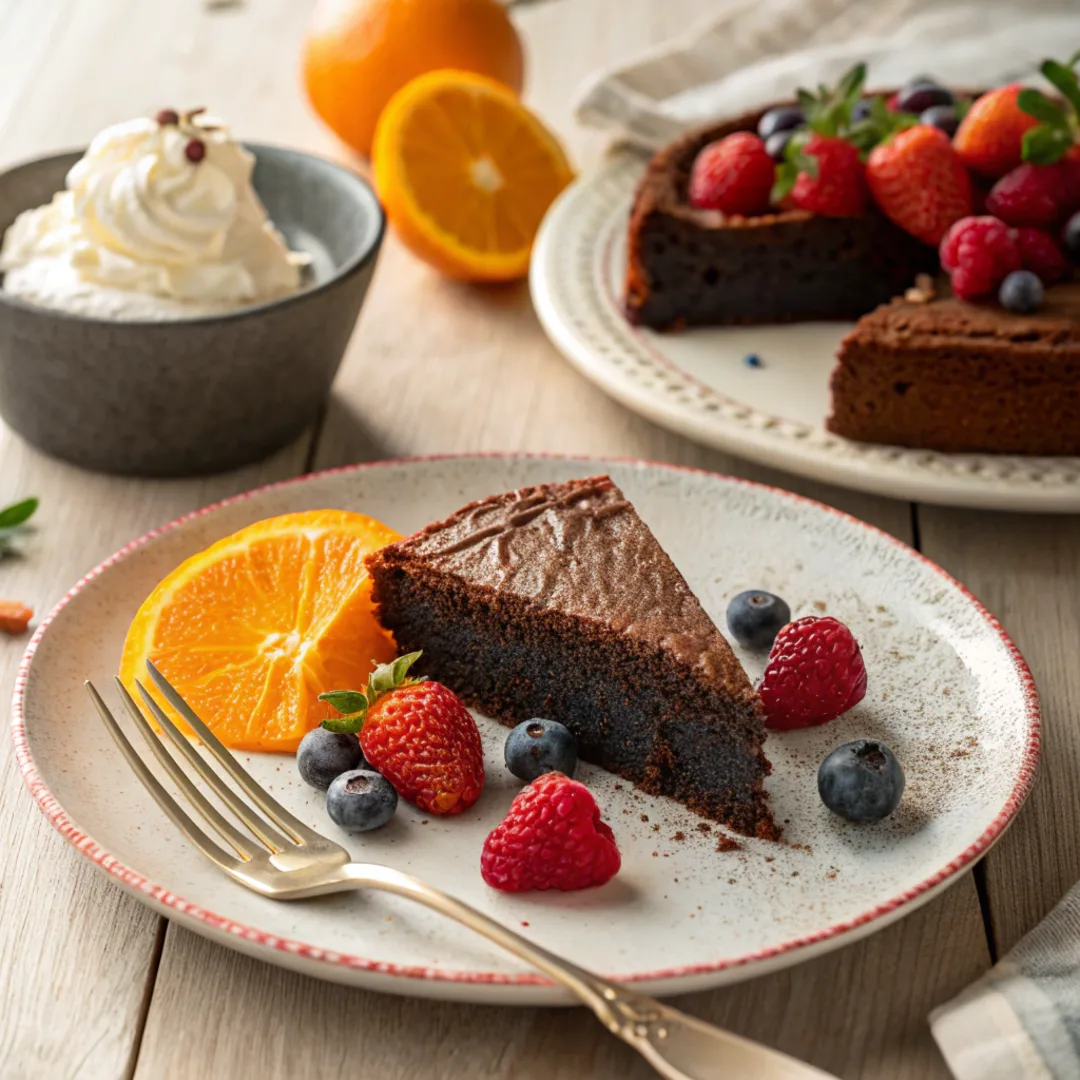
[573,3,1080,1077]
[930,881,1080,1079]
[574,0,1080,149]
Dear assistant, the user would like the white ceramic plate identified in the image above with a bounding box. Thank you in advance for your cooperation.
[13,455,1039,1004]
[530,151,1080,513]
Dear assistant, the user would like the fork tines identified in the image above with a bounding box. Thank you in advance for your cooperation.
[86,661,321,867]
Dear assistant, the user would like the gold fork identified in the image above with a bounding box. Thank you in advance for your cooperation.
[87,661,835,1080]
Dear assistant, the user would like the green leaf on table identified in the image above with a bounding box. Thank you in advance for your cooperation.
[0,496,38,529]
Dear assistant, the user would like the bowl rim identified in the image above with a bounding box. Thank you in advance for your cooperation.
[0,141,385,328]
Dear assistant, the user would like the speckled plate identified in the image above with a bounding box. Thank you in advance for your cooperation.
[13,455,1039,1004]
[531,151,1080,512]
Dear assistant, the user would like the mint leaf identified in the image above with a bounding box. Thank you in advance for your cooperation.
[0,497,38,529]
[319,689,368,715]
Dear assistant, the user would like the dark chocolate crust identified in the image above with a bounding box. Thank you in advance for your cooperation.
[828,286,1080,455]
[625,106,938,330]
[365,476,779,839]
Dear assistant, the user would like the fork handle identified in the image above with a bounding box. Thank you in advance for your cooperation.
[340,862,834,1080]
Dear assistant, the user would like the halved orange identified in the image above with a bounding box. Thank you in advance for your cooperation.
[373,69,574,281]
[119,510,401,753]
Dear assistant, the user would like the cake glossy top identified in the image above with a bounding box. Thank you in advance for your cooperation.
[383,475,755,695]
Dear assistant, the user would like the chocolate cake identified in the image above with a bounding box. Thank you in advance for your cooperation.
[828,284,1080,455]
[365,476,778,839]
[625,108,938,330]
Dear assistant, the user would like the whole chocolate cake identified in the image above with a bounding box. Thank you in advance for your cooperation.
[364,476,778,839]
[625,108,938,330]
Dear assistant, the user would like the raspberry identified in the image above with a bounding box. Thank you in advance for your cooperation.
[759,616,867,730]
[688,132,776,216]
[986,163,1070,228]
[481,772,621,892]
[938,216,1022,300]
[1014,227,1069,285]
[791,134,868,217]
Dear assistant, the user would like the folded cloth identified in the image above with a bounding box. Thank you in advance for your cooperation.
[574,0,1080,149]
[930,879,1080,1079]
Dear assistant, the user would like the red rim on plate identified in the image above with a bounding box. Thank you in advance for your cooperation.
[11,453,1041,988]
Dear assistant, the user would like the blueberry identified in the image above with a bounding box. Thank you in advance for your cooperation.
[818,740,905,822]
[326,769,397,832]
[919,104,959,136]
[505,718,578,781]
[726,589,791,650]
[765,129,794,162]
[297,727,363,790]
[757,105,804,141]
[896,81,953,114]
[850,98,873,123]
[999,270,1044,314]
[744,353,763,368]
[1063,211,1080,259]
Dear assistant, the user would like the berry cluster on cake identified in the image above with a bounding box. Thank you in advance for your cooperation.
[625,57,1080,456]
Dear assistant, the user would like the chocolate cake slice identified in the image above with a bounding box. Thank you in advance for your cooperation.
[364,476,778,839]
[828,285,1080,455]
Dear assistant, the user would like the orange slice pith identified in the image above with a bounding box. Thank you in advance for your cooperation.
[373,69,575,281]
[119,510,401,753]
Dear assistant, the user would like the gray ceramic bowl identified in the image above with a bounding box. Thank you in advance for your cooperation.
[0,145,384,477]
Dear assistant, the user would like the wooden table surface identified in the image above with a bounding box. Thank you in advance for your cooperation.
[1,1,1077,1077]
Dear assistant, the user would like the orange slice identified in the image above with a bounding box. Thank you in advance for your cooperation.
[119,510,401,753]
[373,69,574,281]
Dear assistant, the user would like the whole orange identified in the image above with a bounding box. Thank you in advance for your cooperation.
[303,0,524,157]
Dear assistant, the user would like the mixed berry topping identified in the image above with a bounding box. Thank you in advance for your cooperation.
[866,124,971,245]
[939,216,1021,300]
[688,131,775,215]
[818,740,905,823]
[684,53,1080,314]
[999,269,1045,314]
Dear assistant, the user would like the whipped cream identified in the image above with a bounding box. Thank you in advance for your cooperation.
[1,111,309,319]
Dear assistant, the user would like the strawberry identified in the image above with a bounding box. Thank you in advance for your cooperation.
[790,134,868,216]
[319,652,484,816]
[986,162,1071,227]
[939,216,1022,300]
[481,772,621,892]
[954,84,1039,178]
[772,64,876,217]
[866,125,972,245]
[759,616,867,730]
[688,132,775,216]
